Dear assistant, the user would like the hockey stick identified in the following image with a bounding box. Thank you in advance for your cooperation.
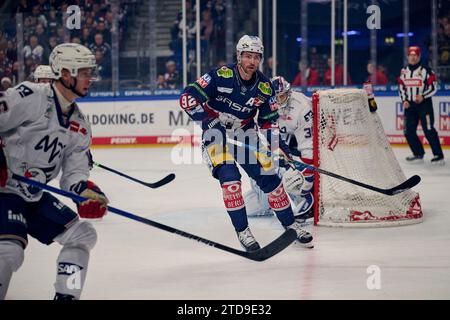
[227,139,421,196]
[93,161,175,189]
[12,173,297,262]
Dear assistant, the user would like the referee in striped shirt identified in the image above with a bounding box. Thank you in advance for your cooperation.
[398,46,444,164]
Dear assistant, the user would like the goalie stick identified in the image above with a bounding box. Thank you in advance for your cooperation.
[227,138,421,196]
[93,161,175,189]
[12,173,297,262]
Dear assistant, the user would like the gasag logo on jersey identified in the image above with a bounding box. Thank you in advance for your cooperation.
[258,82,273,96]
[216,95,252,113]
[196,74,212,88]
[217,66,233,78]
[440,102,450,131]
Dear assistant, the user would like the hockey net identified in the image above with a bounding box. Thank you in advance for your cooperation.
[312,89,423,227]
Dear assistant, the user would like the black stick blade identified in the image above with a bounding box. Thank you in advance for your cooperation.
[145,173,176,188]
[245,229,298,262]
[387,175,421,195]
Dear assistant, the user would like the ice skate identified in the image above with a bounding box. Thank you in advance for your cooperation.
[431,155,445,165]
[286,221,314,248]
[236,227,261,252]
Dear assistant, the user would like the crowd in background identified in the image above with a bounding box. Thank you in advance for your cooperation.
[1,0,450,92]
[0,0,137,90]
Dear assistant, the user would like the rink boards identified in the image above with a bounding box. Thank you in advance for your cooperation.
[77,93,450,148]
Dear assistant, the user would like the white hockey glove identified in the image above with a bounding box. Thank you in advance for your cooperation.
[282,167,305,197]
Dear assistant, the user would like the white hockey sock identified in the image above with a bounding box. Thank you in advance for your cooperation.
[53,220,97,300]
[0,241,24,300]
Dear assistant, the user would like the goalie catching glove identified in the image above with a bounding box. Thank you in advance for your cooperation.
[71,180,109,218]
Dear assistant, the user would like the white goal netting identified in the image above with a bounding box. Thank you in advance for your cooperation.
[313,89,423,227]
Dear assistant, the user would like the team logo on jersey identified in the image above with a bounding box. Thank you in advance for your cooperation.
[439,102,450,131]
[216,66,233,78]
[258,82,273,96]
[196,74,211,88]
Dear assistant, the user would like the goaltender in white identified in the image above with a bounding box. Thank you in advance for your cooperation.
[244,76,315,222]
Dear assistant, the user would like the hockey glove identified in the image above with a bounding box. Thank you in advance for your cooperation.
[71,180,109,219]
[282,167,305,197]
[0,140,8,187]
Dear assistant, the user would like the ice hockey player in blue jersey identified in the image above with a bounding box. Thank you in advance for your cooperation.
[0,44,108,300]
[244,76,314,225]
[179,35,313,252]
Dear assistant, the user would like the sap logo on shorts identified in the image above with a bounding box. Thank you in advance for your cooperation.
[58,262,84,275]
[439,102,450,131]
[7,210,27,227]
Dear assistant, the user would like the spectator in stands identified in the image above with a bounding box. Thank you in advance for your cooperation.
[89,33,111,61]
[0,31,7,52]
[292,61,319,86]
[164,60,181,89]
[323,57,352,86]
[156,74,168,89]
[95,49,111,80]
[1,77,12,91]
[35,23,50,61]
[266,57,274,76]
[0,50,12,80]
[95,17,111,44]
[6,40,17,63]
[46,9,59,36]
[80,28,93,47]
[309,46,327,84]
[23,35,44,62]
[366,61,388,85]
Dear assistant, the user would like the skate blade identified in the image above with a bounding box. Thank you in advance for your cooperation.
[295,241,314,249]
[431,160,445,166]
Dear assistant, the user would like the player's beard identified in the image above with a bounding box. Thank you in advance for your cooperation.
[239,63,256,79]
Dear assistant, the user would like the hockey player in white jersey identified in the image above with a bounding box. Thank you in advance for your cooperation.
[33,65,57,84]
[244,76,314,223]
[0,43,108,300]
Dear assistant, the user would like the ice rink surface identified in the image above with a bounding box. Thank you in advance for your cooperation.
[7,146,450,300]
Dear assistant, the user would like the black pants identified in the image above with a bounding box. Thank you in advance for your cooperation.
[404,98,443,157]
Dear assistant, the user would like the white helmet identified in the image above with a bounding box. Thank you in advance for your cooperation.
[49,43,97,79]
[236,35,264,63]
[33,65,57,81]
[271,76,291,107]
